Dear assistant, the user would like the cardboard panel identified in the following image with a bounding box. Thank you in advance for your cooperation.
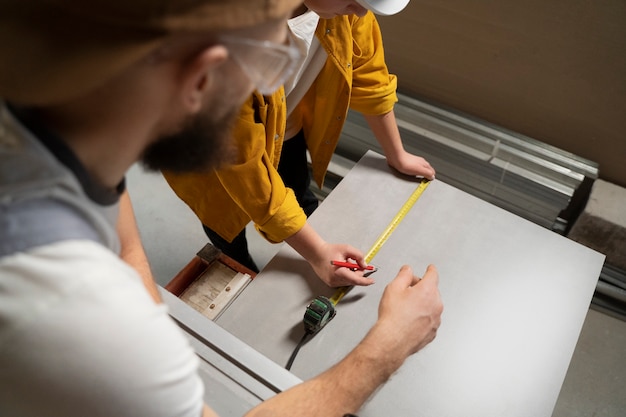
[377,0,626,186]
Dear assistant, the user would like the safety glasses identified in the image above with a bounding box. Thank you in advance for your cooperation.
[220,35,301,95]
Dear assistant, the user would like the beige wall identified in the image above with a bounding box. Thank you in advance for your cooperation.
[378,0,626,187]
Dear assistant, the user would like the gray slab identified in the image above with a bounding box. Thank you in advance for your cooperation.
[216,151,605,417]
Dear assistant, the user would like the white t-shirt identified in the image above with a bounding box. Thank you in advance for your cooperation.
[284,10,328,140]
[0,242,204,417]
[0,103,204,417]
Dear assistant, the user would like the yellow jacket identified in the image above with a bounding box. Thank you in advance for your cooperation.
[163,12,398,244]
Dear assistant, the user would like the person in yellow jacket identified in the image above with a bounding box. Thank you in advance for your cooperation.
[163,0,436,287]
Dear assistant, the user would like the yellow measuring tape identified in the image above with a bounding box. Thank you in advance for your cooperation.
[329,178,431,305]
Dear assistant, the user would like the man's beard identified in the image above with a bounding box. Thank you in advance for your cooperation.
[140,106,238,173]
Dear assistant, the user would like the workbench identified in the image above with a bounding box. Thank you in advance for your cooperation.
[207,151,605,417]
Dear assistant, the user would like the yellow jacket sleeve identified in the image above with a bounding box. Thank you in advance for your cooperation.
[302,13,398,187]
[349,12,398,116]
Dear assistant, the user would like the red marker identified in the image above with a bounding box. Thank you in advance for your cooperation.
[330,260,375,271]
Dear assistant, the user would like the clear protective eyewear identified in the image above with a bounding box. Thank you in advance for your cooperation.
[219,35,301,96]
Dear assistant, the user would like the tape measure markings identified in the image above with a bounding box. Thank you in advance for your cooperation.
[330,179,431,305]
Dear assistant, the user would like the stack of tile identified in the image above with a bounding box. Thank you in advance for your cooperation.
[568,180,626,319]
[335,93,599,234]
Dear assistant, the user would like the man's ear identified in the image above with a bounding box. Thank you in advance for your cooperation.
[179,45,228,113]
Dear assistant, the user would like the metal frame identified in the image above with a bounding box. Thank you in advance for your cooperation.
[161,289,301,416]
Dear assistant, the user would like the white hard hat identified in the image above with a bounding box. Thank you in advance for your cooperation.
[356,0,411,15]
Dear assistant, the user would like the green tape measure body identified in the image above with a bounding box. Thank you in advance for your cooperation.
[303,295,336,334]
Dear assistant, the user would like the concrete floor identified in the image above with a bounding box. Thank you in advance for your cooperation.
[127,164,626,417]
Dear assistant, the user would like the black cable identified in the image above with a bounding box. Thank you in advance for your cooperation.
[285,331,311,370]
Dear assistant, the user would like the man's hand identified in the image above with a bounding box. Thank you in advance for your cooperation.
[369,265,443,359]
